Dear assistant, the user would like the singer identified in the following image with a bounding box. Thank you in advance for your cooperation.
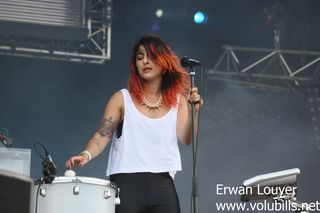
[66,34,203,213]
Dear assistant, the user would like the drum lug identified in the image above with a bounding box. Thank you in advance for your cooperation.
[40,187,47,197]
[115,188,121,205]
[73,185,80,195]
[115,197,121,205]
[104,189,111,199]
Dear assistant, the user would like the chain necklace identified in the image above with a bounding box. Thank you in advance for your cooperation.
[142,94,163,111]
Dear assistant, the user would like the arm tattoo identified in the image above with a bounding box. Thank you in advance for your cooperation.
[97,116,118,139]
[93,138,102,151]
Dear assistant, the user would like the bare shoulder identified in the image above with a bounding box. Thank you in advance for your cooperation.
[110,90,124,105]
[103,90,124,120]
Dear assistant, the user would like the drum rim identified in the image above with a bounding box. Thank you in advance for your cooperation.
[51,176,111,186]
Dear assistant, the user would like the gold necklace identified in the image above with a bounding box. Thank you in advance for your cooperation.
[142,95,163,111]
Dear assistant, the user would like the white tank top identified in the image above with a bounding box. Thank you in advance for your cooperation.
[106,89,182,177]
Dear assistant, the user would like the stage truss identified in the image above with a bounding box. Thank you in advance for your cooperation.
[0,0,112,64]
[206,45,320,90]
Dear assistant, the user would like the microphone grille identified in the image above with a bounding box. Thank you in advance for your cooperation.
[181,56,190,67]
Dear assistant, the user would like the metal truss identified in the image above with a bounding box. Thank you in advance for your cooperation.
[206,45,320,90]
[0,0,112,64]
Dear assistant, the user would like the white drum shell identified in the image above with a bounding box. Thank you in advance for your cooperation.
[34,176,116,213]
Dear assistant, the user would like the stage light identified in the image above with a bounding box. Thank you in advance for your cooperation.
[193,11,207,24]
[155,9,164,18]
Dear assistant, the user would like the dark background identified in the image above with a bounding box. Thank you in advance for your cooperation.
[1,0,320,212]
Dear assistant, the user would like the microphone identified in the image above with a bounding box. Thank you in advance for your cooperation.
[33,142,58,183]
[181,56,201,67]
[43,150,58,176]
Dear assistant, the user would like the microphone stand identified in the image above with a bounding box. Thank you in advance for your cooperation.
[189,65,199,213]
[33,142,57,184]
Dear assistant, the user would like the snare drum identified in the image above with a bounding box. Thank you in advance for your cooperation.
[34,176,119,213]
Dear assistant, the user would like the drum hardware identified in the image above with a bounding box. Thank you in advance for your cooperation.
[104,189,112,199]
[73,185,80,195]
[110,182,121,204]
[115,189,121,205]
[39,187,47,197]
[72,177,81,195]
[72,177,81,183]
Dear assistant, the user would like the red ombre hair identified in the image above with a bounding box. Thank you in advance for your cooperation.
[128,34,190,107]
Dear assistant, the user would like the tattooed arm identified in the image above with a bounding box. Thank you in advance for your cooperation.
[85,116,119,158]
[66,91,124,169]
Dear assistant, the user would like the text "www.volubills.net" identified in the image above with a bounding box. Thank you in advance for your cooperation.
[216,200,319,212]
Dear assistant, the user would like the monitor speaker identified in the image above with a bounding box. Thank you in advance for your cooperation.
[0,169,34,213]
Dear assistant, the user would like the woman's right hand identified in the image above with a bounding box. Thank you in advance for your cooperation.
[66,155,89,169]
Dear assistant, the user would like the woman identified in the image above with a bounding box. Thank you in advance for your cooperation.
[66,34,203,213]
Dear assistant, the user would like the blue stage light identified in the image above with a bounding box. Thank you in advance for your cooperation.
[193,11,207,24]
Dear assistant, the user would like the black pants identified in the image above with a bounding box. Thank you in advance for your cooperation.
[109,172,181,213]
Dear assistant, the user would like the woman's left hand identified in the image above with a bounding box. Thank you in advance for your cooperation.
[188,87,203,112]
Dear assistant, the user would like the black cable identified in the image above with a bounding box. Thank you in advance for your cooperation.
[34,182,42,213]
[33,142,47,161]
